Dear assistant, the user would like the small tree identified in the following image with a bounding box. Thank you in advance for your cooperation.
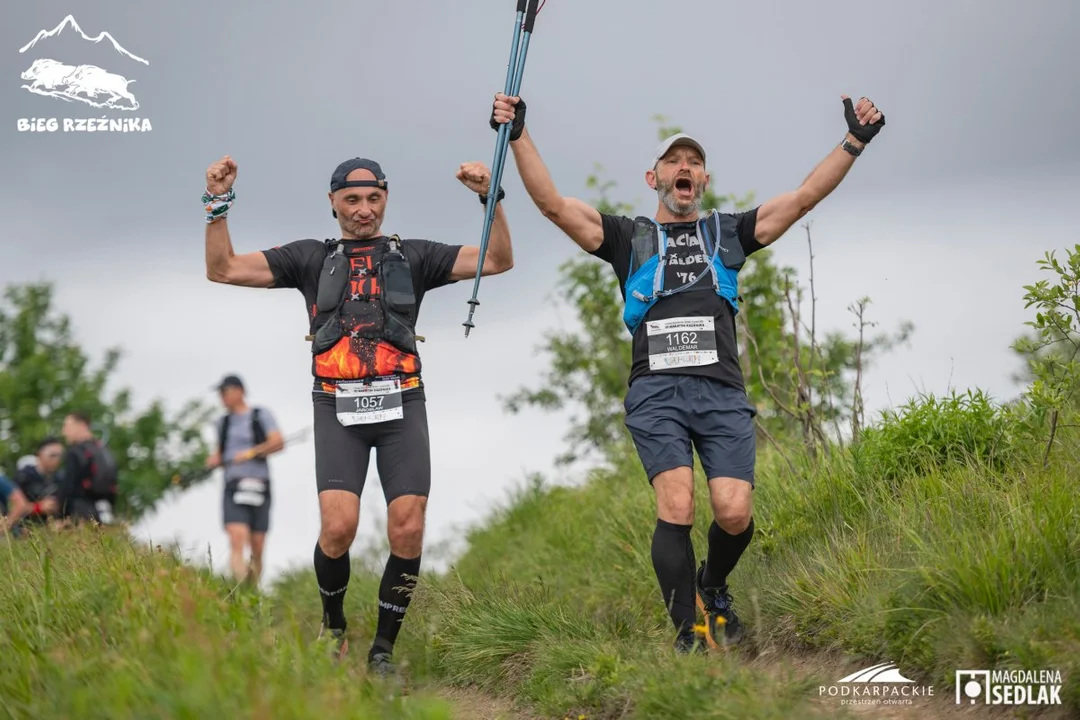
[1011,244,1080,465]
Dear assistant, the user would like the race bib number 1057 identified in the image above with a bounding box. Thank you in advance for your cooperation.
[645,316,719,370]
[335,378,404,426]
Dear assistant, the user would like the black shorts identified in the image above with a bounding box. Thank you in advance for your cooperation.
[222,478,271,533]
[623,373,757,486]
[313,389,431,502]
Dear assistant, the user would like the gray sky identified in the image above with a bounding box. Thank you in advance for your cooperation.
[2,0,1078,584]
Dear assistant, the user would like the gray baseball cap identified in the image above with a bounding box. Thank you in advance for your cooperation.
[652,133,707,167]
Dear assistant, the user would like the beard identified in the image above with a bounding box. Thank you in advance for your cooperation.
[657,174,704,218]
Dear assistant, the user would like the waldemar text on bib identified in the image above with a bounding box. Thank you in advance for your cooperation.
[646,316,718,370]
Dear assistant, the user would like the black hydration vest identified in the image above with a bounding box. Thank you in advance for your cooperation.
[217,407,267,460]
[309,235,419,357]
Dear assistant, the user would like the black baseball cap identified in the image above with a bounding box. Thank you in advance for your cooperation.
[330,158,387,192]
[215,374,244,392]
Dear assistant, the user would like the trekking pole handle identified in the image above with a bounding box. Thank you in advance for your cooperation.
[524,0,539,32]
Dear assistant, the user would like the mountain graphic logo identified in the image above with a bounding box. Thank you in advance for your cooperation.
[836,663,916,683]
[18,15,149,111]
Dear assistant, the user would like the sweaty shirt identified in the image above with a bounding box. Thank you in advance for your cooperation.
[262,236,462,394]
[589,208,765,390]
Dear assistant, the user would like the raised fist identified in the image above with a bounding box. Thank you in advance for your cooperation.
[841,95,885,144]
[206,155,237,196]
[456,161,492,195]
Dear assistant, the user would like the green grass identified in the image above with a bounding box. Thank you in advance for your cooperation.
[0,527,452,720]
[375,390,1078,717]
[3,388,1076,718]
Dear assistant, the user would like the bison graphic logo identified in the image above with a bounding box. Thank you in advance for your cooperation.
[18,15,149,112]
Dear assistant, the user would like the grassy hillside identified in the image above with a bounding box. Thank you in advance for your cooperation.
[374,390,1079,718]
[0,528,452,719]
[2,389,1076,719]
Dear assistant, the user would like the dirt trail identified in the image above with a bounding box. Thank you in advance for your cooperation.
[441,685,536,719]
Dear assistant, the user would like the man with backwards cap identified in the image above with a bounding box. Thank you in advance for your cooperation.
[490,91,885,653]
[202,153,514,673]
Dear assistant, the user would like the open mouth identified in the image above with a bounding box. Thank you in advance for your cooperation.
[674,176,694,197]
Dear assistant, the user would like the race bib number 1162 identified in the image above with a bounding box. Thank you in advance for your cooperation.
[646,316,719,370]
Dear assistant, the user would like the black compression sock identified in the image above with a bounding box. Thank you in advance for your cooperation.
[314,541,350,630]
[702,516,755,589]
[651,519,697,635]
[373,553,421,653]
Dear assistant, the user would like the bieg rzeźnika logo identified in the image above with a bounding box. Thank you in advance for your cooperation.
[16,14,152,133]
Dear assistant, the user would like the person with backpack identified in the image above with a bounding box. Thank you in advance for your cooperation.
[59,411,120,525]
[202,152,514,674]
[6,437,64,533]
[204,374,285,586]
[490,90,885,652]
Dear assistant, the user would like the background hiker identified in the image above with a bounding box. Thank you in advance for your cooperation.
[1,473,31,535]
[492,90,885,652]
[58,411,120,526]
[202,152,514,673]
[7,437,63,533]
[205,374,285,586]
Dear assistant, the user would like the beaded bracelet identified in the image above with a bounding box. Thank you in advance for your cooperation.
[202,187,235,223]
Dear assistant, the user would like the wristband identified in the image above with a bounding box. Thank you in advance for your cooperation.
[202,187,235,223]
[479,186,505,205]
[32,502,41,515]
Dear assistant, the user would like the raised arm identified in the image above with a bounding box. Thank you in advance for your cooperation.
[492,95,604,253]
[449,161,515,281]
[754,95,886,246]
[203,155,277,288]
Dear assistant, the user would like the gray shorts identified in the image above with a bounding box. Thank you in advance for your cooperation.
[223,477,271,533]
[623,374,757,486]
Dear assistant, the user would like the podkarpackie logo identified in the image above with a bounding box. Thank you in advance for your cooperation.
[819,661,935,707]
[16,14,152,133]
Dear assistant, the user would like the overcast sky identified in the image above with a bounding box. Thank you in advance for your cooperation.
[2,0,1078,585]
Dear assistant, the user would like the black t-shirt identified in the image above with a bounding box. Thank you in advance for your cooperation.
[589,208,765,389]
[262,236,462,394]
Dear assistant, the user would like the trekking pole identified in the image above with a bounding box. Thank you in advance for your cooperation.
[170,427,311,488]
[463,0,542,337]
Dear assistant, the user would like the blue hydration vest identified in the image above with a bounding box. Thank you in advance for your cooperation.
[622,210,746,336]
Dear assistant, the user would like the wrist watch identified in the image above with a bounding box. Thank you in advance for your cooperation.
[479,186,506,205]
[841,137,863,157]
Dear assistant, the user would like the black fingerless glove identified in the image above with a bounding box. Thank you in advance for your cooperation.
[490,98,526,141]
[843,97,885,144]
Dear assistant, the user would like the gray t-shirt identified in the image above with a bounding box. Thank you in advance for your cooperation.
[220,407,279,483]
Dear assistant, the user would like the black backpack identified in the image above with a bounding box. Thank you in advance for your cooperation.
[217,408,267,462]
[79,440,119,500]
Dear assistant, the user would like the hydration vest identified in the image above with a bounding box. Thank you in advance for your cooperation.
[309,235,419,359]
[217,408,266,461]
[622,210,746,336]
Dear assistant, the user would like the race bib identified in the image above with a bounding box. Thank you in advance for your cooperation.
[646,316,719,370]
[335,378,404,426]
[232,477,267,507]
